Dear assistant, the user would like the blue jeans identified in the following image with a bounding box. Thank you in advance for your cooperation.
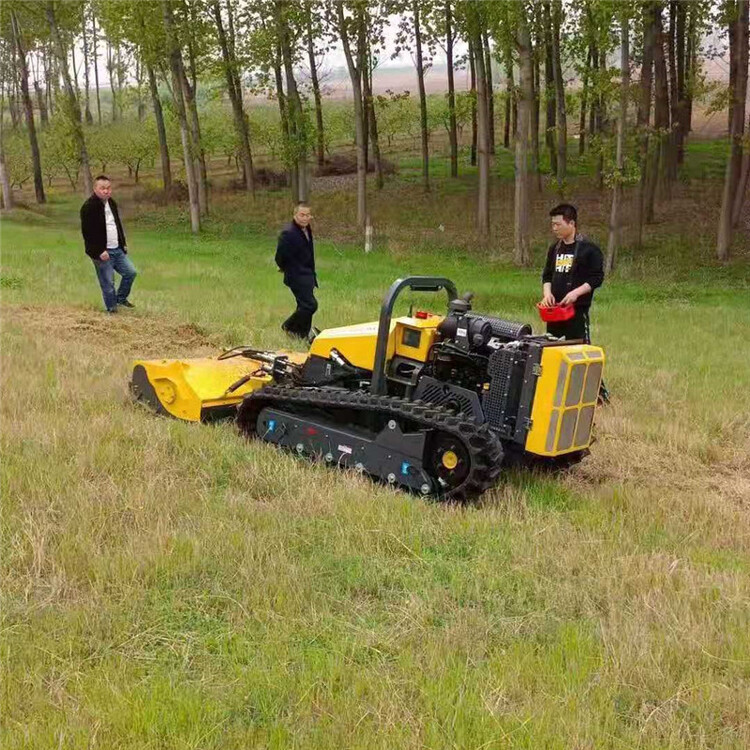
[92,247,137,311]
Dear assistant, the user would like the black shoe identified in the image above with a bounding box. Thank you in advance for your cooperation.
[118,300,135,308]
[106,308,118,314]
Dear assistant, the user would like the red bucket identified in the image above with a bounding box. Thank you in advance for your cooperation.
[537,303,575,323]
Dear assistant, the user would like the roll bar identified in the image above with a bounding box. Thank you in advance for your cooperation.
[370,276,458,396]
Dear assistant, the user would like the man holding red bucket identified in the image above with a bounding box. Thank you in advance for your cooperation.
[539,203,609,403]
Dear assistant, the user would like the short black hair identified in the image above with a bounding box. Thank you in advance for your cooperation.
[94,174,111,183]
[549,203,577,224]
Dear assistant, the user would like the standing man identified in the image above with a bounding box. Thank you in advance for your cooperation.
[275,202,318,341]
[80,175,137,314]
[540,203,609,401]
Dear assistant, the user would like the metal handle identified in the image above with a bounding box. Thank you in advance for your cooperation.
[370,276,458,395]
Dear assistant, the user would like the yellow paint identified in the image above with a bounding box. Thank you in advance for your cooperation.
[525,344,605,456]
[132,351,307,422]
[310,315,443,370]
[441,450,459,470]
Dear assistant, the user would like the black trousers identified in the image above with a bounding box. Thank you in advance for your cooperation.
[282,281,318,338]
[548,307,609,400]
[547,307,591,342]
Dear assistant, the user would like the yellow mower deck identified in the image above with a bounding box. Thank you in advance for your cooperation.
[131,351,307,422]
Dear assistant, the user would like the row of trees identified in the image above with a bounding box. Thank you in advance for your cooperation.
[0,1,747,264]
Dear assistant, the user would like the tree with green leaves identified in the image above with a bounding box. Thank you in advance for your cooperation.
[45,0,93,195]
[97,0,173,195]
[6,3,45,203]
[393,0,436,192]
[162,0,200,231]
[458,0,490,235]
[717,0,749,260]
[332,0,368,229]
[606,4,631,273]
[211,0,254,194]
[514,2,533,265]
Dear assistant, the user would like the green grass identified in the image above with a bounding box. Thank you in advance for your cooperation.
[1,185,750,749]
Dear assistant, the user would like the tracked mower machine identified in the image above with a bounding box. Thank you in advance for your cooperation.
[132,277,605,501]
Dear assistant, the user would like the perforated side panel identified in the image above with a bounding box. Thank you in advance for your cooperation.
[412,377,485,422]
[483,349,515,432]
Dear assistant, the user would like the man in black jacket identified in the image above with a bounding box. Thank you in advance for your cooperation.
[540,203,609,400]
[80,175,137,313]
[275,203,318,340]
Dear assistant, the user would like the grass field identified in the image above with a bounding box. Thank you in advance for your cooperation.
[2,172,750,749]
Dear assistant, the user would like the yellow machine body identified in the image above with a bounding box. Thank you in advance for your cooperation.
[524,344,605,457]
[309,314,443,369]
[131,352,307,422]
[132,319,602,458]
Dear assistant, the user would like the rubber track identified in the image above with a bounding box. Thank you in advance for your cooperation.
[236,385,504,502]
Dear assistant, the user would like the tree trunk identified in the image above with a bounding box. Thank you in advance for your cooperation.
[162,0,200,232]
[551,0,567,191]
[652,5,671,204]
[589,42,604,137]
[412,1,430,191]
[147,62,172,194]
[471,29,490,236]
[33,78,48,127]
[544,2,557,174]
[531,38,542,191]
[595,47,606,190]
[92,14,102,125]
[116,45,124,121]
[685,4,696,133]
[365,51,384,190]
[213,1,254,194]
[272,37,292,192]
[107,42,117,122]
[337,3,367,229]
[0,80,13,209]
[135,56,145,122]
[277,2,308,202]
[636,3,655,248]
[45,1,93,195]
[514,13,533,266]
[503,51,513,149]
[729,5,737,136]
[306,15,326,167]
[361,68,369,167]
[81,5,93,125]
[183,72,208,214]
[183,32,208,215]
[666,1,679,181]
[483,30,495,155]
[11,11,46,204]
[579,46,592,156]
[674,0,687,165]
[606,14,629,274]
[446,0,458,178]
[469,40,477,166]
[717,0,749,260]
[732,141,750,228]
[0,142,12,209]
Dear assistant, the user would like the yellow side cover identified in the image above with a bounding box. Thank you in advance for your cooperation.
[525,344,605,457]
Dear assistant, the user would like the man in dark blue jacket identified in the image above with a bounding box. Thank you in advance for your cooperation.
[540,203,609,401]
[275,203,318,340]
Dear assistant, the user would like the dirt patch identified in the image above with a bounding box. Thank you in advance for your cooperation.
[1,304,223,359]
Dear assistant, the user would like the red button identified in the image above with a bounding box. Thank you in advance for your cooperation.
[415,310,429,319]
